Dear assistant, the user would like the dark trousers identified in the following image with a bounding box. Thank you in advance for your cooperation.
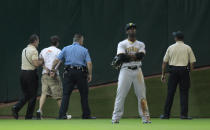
[14,70,38,119]
[59,69,91,118]
[164,66,190,117]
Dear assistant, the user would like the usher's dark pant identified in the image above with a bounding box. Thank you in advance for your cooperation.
[163,66,190,117]
[59,69,90,118]
[14,70,38,119]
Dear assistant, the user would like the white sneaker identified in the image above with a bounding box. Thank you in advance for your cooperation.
[66,115,72,119]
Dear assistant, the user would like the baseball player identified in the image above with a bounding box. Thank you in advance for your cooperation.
[111,23,151,124]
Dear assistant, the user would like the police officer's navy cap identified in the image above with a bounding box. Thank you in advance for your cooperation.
[125,23,137,30]
[172,31,184,39]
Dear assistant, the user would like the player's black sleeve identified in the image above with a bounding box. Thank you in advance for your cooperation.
[117,53,130,62]
[135,52,145,60]
[111,54,130,69]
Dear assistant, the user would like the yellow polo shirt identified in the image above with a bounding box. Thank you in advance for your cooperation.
[21,44,38,70]
[163,41,196,66]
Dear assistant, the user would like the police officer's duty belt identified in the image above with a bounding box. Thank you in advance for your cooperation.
[65,65,88,72]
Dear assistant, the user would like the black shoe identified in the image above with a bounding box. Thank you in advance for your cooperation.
[160,115,169,119]
[82,116,96,119]
[11,106,18,119]
[36,111,42,120]
[180,116,192,120]
[25,117,36,120]
[57,115,67,120]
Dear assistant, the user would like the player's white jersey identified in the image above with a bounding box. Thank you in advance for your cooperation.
[39,46,61,75]
[117,39,146,67]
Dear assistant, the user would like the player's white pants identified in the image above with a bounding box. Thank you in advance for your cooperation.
[112,67,150,121]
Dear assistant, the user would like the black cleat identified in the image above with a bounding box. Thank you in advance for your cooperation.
[112,120,119,124]
[142,116,152,124]
[142,120,152,124]
[160,115,169,119]
[11,107,18,119]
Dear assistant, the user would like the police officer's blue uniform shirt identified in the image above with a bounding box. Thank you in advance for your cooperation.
[57,42,91,66]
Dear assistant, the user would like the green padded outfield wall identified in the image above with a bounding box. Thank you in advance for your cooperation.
[0,0,40,102]
[0,0,210,102]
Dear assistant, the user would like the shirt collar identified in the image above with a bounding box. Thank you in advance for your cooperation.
[176,41,184,44]
[127,39,136,44]
[50,45,56,48]
[28,44,36,49]
[73,42,81,46]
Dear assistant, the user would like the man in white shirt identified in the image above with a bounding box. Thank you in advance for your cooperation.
[36,36,70,119]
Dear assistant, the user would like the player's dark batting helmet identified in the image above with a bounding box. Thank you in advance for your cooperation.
[125,23,137,31]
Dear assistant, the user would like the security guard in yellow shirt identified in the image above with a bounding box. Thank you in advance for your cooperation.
[160,31,196,120]
[12,34,43,119]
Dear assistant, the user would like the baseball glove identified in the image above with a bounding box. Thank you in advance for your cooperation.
[111,55,122,69]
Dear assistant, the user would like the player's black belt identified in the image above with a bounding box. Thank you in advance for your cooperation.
[124,65,140,70]
[65,65,88,72]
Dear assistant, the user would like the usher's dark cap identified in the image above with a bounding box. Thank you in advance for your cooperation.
[172,31,184,39]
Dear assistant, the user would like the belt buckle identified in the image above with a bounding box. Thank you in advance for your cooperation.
[132,67,137,70]
[129,66,137,70]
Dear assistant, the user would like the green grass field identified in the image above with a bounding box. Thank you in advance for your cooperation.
[0,68,210,130]
[0,68,210,118]
[0,118,210,130]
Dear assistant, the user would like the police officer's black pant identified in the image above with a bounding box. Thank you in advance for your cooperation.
[14,70,38,119]
[59,69,91,118]
[164,67,190,117]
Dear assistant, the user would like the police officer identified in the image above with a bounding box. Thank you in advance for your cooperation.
[12,34,43,119]
[160,31,196,119]
[52,33,96,119]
